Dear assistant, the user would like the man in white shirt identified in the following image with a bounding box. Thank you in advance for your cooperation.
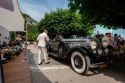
[37,29,50,65]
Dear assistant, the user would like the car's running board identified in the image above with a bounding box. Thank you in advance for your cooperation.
[48,52,58,57]
[90,62,107,68]
[48,52,66,59]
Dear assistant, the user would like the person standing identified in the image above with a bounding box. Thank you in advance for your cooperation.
[37,29,50,65]
[102,33,110,48]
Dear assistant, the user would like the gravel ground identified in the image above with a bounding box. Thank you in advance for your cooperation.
[27,45,125,83]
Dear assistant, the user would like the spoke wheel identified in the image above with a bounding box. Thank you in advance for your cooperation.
[71,51,90,74]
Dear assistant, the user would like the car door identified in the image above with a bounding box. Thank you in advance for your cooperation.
[49,39,60,54]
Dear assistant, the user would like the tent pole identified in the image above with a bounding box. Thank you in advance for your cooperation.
[25,17,28,57]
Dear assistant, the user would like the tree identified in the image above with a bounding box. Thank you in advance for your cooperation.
[27,24,38,41]
[69,0,125,28]
[36,9,94,38]
[10,32,16,41]
[22,13,38,41]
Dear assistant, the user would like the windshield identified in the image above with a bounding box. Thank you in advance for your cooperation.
[64,35,83,39]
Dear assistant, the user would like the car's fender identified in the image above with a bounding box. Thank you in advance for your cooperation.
[65,46,95,60]
[65,46,87,58]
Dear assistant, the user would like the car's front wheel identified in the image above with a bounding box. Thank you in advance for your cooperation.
[71,51,90,74]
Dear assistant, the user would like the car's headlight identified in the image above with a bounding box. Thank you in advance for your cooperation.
[90,41,97,50]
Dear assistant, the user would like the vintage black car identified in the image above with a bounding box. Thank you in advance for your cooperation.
[47,35,113,74]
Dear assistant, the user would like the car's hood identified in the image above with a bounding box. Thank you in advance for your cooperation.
[62,38,90,42]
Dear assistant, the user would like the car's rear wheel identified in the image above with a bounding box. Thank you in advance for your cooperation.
[71,51,90,74]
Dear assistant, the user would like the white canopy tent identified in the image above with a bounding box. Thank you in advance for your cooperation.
[0,0,24,31]
[0,26,10,44]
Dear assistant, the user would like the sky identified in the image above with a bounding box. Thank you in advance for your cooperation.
[18,0,68,22]
[18,0,125,37]
[93,25,125,38]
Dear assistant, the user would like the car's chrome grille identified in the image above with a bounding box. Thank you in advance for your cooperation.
[67,42,88,48]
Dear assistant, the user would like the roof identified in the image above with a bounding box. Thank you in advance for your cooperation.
[0,0,24,31]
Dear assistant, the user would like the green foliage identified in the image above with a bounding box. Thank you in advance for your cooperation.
[27,31,38,41]
[10,32,16,41]
[37,9,95,37]
[69,0,125,28]
[22,13,30,19]
[22,13,38,41]
[27,24,38,41]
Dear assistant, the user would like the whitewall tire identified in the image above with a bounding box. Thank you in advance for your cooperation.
[71,51,90,74]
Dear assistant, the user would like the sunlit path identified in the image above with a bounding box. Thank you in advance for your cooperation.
[27,45,125,83]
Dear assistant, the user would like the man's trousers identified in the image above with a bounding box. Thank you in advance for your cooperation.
[38,46,48,64]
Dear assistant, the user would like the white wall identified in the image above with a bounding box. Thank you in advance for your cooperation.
[0,26,10,45]
[0,0,24,31]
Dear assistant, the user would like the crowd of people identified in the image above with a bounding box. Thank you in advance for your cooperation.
[93,32,125,61]
[0,35,24,62]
